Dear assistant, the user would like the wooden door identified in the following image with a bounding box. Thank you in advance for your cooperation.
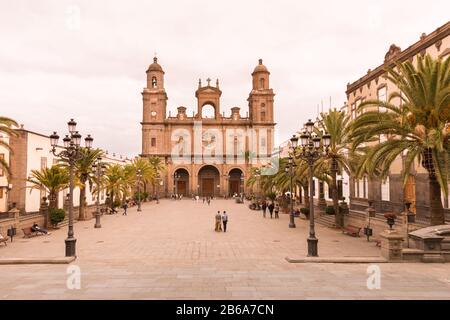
[202,178,214,197]
[230,180,240,195]
[177,181,187,196]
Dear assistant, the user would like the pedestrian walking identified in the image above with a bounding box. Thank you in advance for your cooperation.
[222,211,228,232]
[215,211,222,232]
[262,200,267,218]
[274,203,280,219]
[268,202,274,219]
[122,201,128,215]
[207,197,211,206]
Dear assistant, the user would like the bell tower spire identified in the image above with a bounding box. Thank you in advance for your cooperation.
[142,56,168,156]
[248,58,274,123]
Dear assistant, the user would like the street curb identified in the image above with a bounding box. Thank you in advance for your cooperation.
[0,257,76,265]
[285,256,388,263]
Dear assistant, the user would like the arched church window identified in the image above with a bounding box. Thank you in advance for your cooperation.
[201,104,216,119]
[152,77,157,88]
[259,78,265,89]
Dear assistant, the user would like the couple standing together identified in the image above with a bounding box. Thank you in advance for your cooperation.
[215,211,228,232]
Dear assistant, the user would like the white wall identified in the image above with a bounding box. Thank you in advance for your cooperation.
[24,131,131,212]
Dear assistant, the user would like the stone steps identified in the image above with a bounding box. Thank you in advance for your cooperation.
[317,214,336,228]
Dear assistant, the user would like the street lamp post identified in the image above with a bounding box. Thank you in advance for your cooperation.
[92,156,106,228]
[137,169,142,212]
[50,119,94,257]
[285,155,297,228]
[290,119,331,257]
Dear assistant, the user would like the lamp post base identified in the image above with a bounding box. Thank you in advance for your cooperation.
[65,237,77,257]
[137,206,142,212]
[94,214,101,228]
[289,220,296,228]
[307,237,318,257]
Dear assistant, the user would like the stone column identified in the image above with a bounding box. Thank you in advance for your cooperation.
[380,230,404,261]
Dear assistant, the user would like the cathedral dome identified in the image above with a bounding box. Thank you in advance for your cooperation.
[147,57,164,72]
[252,59,269,73]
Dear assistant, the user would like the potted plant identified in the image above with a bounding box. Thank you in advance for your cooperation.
[50,208,66,228]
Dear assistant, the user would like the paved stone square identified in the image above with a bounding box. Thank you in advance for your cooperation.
[0,199,449,299]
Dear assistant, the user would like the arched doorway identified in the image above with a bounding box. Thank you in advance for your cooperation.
[228,168,244,196]
[174,168,189,196]
[198,165,220,197]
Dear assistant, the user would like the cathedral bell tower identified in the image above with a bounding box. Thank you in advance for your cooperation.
[247,59,274,123]
[142,56,168,156]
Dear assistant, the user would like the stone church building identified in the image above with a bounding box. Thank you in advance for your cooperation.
[140,58,276,197]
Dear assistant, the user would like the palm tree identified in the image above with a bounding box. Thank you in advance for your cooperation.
[314,110,353,227]
[60,148,103,220]
[127,157,157,200]
[27,165,69,225]
[0,116,18,180]
[104,164,126,210]
[148,156,165,196]
[351,54,450,225]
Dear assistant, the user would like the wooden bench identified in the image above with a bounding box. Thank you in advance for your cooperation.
[0,235,9,246]
[22,227,40,238]
[343,224,361,237]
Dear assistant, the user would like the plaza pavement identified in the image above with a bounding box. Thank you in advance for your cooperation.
[0,199,449,299]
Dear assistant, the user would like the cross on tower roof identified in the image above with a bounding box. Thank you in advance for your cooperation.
[206,78,211,86]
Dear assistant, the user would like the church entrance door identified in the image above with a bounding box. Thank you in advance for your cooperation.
[198,165,220,197]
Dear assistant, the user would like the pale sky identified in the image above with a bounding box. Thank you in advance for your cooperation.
[1,0,449,157]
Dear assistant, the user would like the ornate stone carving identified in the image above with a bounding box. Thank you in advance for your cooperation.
[384,44,402,63]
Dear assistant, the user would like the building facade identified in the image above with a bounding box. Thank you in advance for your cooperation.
[345,21,450,221]
[4,126,130,215]
[0,134,11,213]
[141,58,276,197]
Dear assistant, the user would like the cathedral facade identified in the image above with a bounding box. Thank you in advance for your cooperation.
[141,58,276,197]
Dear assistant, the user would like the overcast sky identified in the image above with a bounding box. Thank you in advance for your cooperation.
[1,0,448,157]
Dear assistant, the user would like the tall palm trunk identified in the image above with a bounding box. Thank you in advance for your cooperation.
[110,190,115,210]
[331,162,342,228]
[47,191,58,228]
[429,175,445,225]
[78,183,87,220]
[303,185,310,207]
[48,192,58,210]
[422,148,445,225]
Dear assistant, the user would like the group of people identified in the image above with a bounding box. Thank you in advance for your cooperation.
[203,196,212,205]
[260,200,279,219]
[215,211,228,232]
[32,222,50,235]
[171,194,183,200]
